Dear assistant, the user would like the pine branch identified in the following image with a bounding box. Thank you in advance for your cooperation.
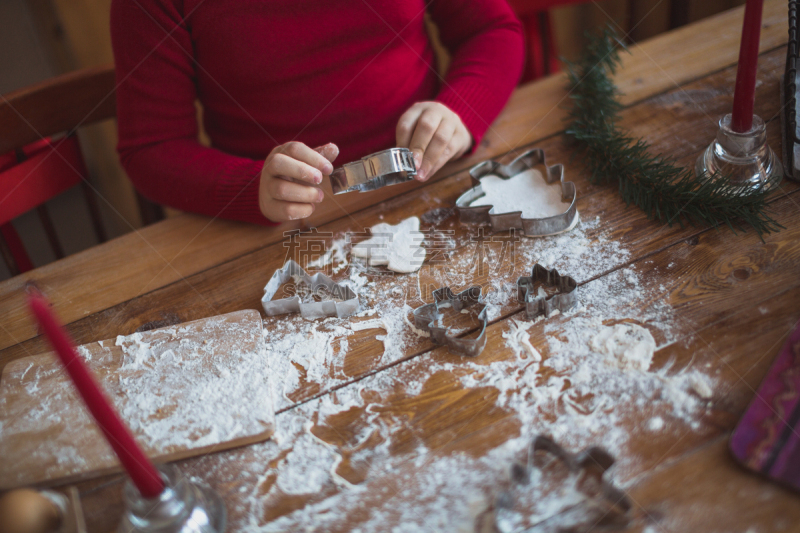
[564,29,782,237]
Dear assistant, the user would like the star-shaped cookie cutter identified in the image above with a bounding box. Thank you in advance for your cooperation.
[455,148,578,237]
[517,264,578,319]
[330,148,416,194]
[413,286,488,357]
[489,435,632,531]
[262,260,359,319]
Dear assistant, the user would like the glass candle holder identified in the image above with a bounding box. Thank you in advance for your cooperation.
[695,113,783,191]
[118,464,226,533]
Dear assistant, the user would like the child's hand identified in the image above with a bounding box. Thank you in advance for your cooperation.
[396,102,472,182]
[259,142,338,222]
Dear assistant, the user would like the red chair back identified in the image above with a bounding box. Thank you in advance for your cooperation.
[1,137,88,225]
[0,136,106,274]
[506,0,596,82]
[0,66,162,277]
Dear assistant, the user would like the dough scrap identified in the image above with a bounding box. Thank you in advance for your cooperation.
[351,216,424,273]
[591,323,656,372]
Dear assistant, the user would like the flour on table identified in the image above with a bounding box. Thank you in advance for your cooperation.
[469,169,569,219]
[502,319,542,361]
[351,216,424,273]
[590,322,657,372]
[0,312,273,488]
[647,416,665,431]
[687,373,713,399]
[197,217,720,532]
[307,236,349,273]
[350,318,385,332]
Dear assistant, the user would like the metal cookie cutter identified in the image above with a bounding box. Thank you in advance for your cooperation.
[330,148,416,194]
[262,260,359,319]
[413,286,488,357]
[517,264,578,319]
[455,148,579,237]
[489,435,632,531]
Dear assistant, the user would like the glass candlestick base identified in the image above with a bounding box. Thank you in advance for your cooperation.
[696,113,783,191]
[118,465,226,533]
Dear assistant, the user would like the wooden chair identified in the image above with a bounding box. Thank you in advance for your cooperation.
[0,65,163,276]
[507,0,597,82]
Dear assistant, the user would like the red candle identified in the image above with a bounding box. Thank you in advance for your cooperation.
[27,292,165,498]
[731,0,764,132]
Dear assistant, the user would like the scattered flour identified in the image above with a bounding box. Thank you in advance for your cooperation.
[187,215,714,531]
[307,235,349,274]
[502,319,542,361]
[590,322,657,372]
[482,279,518,322]
[647,416,665,431]
[0,313,273,487]
[687,373,713,399]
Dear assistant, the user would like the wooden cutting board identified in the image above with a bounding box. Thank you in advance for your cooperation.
[0,309,274,490]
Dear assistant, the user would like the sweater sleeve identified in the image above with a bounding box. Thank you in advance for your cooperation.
[110,0,273,225]
[428,0,525,149]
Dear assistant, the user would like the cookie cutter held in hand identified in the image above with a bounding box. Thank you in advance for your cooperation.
[517,264,578,319]
[413,286,488,357]
[262,260,359,319]
[455,148,579,237]
[330,148,417,194]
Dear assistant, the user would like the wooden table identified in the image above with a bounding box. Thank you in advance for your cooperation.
[2,1,799,530]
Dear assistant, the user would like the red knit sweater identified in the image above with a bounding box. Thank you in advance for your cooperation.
[111,0,524,225]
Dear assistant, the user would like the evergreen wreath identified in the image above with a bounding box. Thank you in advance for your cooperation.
[564,30,782,237]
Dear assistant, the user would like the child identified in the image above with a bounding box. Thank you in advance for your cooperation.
[111,0,524,224]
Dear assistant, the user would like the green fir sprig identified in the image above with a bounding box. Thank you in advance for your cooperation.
[564,29,782,237]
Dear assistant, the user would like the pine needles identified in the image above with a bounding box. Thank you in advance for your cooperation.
[564,29,782,237]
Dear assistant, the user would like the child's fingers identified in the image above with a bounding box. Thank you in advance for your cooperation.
[278,141,334,176]
[267,175,324,204]
[435,138,463,176]
[313,143,340,165]
[453,126,472,158]
[396,104,425,148]
[268,153,324,185]
[407,109,443,170]
[416,121,456,181]
[260,197,316,222]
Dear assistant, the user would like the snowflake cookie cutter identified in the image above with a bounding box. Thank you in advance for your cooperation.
[413,286,488,357]
[330,147,417,194]
[454,148,578,237]
[490,435,632,531]
[517,264,578,319]
[262,260,359,319]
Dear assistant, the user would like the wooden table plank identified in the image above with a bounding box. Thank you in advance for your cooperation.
[1,46,790,392]
[76,215,800,530]
[4,3,797,529]
[0,0,787,355]
[185,195,800,530]
[0,216,284,352]
[624,437,800,532]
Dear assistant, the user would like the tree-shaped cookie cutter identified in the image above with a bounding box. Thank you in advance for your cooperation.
[455,148,578,237]
[517,264,578,319]
[489,435,632,531]
[413,286,488,357]
[262,260,359,319]
[330,148,417,194]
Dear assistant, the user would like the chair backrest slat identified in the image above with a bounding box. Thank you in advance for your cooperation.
[0,65,116,154]
[36,205,65,259]
[0,136,87,225]
[0,64,163,278]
